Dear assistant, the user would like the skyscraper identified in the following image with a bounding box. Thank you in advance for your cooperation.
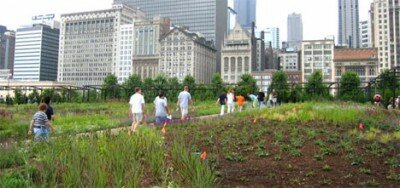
[0,26,15,75]
[113,0,227,72]
[265,27,280,49]
[234,0,256,30]
[13,24,59,81]
[359,20,372,48]
[287,13,303,51]
[371,0,400,71]
[338,0,360,48]
[58,4,145,86]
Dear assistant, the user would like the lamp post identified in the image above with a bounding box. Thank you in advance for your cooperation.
[7,73,12,97]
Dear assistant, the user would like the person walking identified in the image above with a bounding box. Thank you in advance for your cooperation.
[257,89,265,108]
[177,86,192,121]
[128,87,145,135]
[28,103,55,142]
[154,91,170,125]
[248,93,258,108]
[270,89,277,107]
[236,94,245,112]
[42,96,54,122]
[216,91,227,116]
[227,89,235,113]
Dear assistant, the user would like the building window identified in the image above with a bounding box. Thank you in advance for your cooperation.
[230,57,236,72]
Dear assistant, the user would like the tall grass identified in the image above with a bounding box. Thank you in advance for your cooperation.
[171,140,217,187]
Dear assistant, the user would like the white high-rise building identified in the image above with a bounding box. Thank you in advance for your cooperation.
[265,27,280,49]
[13,25,59,81]
[31,14,60,29]
[159,27,217,84]
[287,13,303,51]
[338,0,360,48]
[359,20,372,48]
[117,24,134,84]
[371,0,400,71]
[58,4,145,86]
[301,39,335,82]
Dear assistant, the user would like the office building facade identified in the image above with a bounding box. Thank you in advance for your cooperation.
[287,13,303,51]
[265,27,280,49]
[0,30,15,75]
[113,0,227,71]
[132,17,170,80]
[333,48,378,84]
[58,4,145,86]
[338,0,360,48]
[279,51,300,71]
[221,23,252,84]
[371,0,400,72]
[117,24,134,84]
[13,25,59,81]
[301,39,335,82]
[234,0,256,30]
[159,27,217,84]
[359,20,372,48]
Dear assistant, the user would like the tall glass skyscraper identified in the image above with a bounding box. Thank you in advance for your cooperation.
[338,0,359,48]
[287,13,303,51]
[234,0,256,30]
[113,0,227,71]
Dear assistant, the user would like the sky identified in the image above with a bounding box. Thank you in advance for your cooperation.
[0,0,373,41]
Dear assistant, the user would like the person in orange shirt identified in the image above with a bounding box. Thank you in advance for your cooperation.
[236,94,245,112]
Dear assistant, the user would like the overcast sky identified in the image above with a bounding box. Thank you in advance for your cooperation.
[0,0,373,41]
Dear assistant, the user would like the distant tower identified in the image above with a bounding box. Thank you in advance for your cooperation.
[287,13,303,51]
[234,0,256,30]
[265,27,280,49]
[338,0,360,48]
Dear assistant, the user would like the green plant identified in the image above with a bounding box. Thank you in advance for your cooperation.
[322,164,331,171]
[359,167,371,175]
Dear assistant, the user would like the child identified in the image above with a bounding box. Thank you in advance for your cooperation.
[236,94,245,112]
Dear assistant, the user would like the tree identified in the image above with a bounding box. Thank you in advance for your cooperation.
[305,71,329,99]
[28,89,40,104]
[270,71,290,102]
[40,89,62,103]
[14,87,27,104]
[377,69,398,105]
[102,74,120,100]
[167,77,181,102]
[236,73,257,96]
[338,71,364,102]
[211,73,225,96]
[123,74,142,100]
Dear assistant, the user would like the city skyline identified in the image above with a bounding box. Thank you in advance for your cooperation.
[0,0,372,42]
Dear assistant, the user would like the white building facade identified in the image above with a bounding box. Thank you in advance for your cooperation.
[221,23,252,84]
[359,20,372,48]
[301,39,335,82]
[265,27,280,49]
[159,27,216,83]
[117,24,134,84]
[371,0,400,72]
[279,51,299,71]
[132,17,170,80]
[338,0,360,48]
[58,4,145,86]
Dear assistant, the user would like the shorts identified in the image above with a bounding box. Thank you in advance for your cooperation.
[132,113,143,123]
[33,126,49,142]
[155,116,168,125]
[180,106,189,117]
[272,98,277,103]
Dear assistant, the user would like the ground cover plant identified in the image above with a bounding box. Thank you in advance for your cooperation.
[0,101,220,142]
[0,101,399,187]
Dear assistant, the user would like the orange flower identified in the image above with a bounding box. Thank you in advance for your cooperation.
[253,118,257,124]
[200,151,207,160]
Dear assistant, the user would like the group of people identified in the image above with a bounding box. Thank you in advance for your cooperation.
[28,86,279,140]
[216,88,278,116]
[128,86,192,134]
[27,96,55,141]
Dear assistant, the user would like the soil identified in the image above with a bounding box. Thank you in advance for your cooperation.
[166,117,400,187]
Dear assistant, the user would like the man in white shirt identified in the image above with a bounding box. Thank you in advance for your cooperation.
[177,85,192,121]
[154,91,170,125]
[129,87,145,134]
[227,89,235,113]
